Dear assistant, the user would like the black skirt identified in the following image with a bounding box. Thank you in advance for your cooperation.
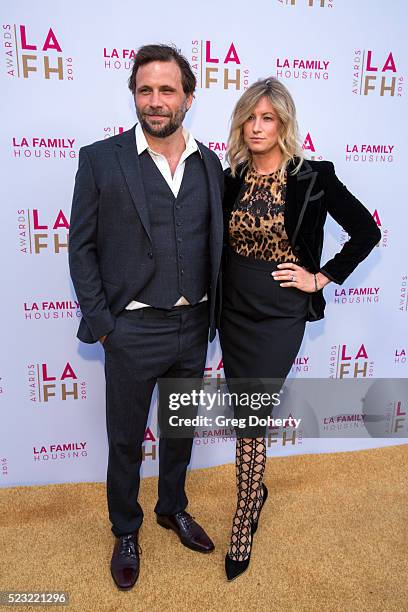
[219,249,309,437]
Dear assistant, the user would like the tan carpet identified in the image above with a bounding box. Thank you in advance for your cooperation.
[0,445,407,612]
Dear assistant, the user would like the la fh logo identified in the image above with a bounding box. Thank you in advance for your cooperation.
[190,40,249,90]
[28,362,87,403]
[3,24,74,80]
[17,209,69,254]
[302,133,323,160]
[395,348,406,364]
[352,50,404,97]
[329,343,374,378]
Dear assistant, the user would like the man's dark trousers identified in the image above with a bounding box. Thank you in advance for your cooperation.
[104,301,209,537]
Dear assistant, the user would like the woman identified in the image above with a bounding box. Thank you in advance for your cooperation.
[219,77,381,581]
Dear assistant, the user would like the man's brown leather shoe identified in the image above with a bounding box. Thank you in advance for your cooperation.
[156,511,215,553]
[110,531,141,590]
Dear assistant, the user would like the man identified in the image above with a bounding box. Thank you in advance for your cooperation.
[69,44,223,590]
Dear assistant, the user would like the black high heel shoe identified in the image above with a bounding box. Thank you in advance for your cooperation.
[225,530,253,582]
[251,484,268,535]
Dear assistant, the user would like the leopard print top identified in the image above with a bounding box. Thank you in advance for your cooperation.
[228,167,298,263]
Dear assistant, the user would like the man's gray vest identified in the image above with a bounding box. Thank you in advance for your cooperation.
[135,150,210,308]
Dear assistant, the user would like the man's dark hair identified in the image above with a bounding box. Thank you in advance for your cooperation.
[128,44,196,96]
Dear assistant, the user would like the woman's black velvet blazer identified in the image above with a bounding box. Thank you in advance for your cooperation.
[222,158,381,321]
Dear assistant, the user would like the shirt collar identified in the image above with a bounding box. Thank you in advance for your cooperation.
[135,122,201,158]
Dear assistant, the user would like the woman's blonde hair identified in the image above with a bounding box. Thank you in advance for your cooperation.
[226,77,304,179]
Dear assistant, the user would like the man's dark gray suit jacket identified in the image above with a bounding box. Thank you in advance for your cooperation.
[68,125,224,344]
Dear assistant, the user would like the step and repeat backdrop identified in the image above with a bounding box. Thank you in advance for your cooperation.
[1,0,407,487]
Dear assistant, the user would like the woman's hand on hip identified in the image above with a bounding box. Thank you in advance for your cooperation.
[271,263,330,293]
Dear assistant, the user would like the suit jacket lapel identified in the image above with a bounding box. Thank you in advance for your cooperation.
[115,126,152,242]
[285,158,318,245]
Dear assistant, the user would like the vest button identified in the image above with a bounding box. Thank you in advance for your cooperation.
[147,251,153,259]
[294,245,300,253]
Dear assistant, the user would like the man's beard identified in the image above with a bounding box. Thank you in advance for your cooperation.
[136,103,188,138]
